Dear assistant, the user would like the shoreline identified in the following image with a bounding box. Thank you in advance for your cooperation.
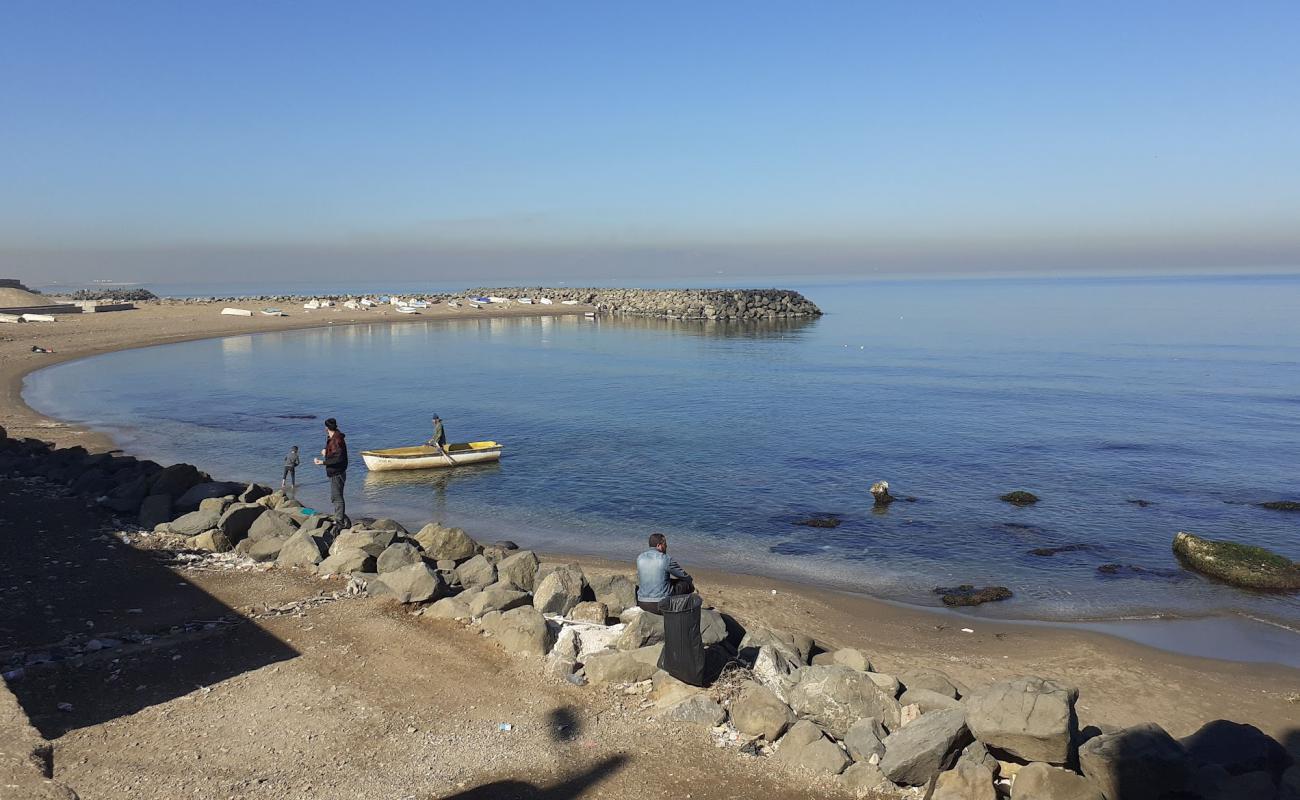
[5,299,1300,680]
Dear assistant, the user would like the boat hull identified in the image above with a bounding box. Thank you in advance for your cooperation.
[361,442,503,471]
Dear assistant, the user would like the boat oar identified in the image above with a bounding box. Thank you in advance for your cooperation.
[435,442,458,466]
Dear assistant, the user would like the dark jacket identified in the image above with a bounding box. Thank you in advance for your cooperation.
[323,432,348,476]
[285,450,300,468]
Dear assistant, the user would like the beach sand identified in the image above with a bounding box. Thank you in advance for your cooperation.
[2,298,1298,798]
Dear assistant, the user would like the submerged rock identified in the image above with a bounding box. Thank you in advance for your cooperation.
[999,490,1040,506]
[792,516,841,528]
[934,585,1012,606]
[1029,544,1094,557]
[1259,500,1300,512]
[1172,531,1300,591]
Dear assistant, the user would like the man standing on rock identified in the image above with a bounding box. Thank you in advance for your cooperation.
[636,533,694,614]
[313,418,350,534]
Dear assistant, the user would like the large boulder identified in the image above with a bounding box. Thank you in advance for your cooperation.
[587,573,637,614]
[376,542,423,573]
[329,529,384,557]
[900,668,963,699]
[467,586,530,617]
[788,664,902,736]
[368,518,408,534]
[583,649,658,684]
[484,607,554,656]
[569,601,608,625]
[188,530,233,553]
[174,481,245,513]
[840,762,892,796]
[217,503,266,541]
[1181,720,1291,778]
[741,625,813,665]
[730,681,795,741]
[752,644,801,703]
[496,550,540,592]
[454,554,496,590]
[831,647,872,671]
[368,562,448,604]
[276,531,327,567]
[900,687,962,713]
[774,721,850,776]
[102,473,150,512]
[880,707,970,786]
[1172,531,1300,590]
[699,608,730,646]
[1078,723,1191,800]
[965,676,1078,764]
[660,694,727,727]
[243,536,289,562]
[247,509,299,541]
[138,494,173,529]
[239,483,272,504]
[424,596,472,621]
[317,548,376,576]
[170,508,222,536]
[844,717,888,762]
[615,609,665,650]
[1011,762,1103,800]
[933,760,996,800]
[532,567,585,616]
[149,463,206,497]
[413,523,480,561]
[198,496,234,515]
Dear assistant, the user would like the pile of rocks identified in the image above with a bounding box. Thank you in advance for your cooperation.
[3,427,1297,800]
[468,287,823,320]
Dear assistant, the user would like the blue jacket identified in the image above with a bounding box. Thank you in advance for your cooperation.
[636,549,691,602]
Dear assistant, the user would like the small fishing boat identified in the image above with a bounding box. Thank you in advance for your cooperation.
[473,296,491,304]
[408,299,430,308]
[362,441,504,471]
[261,308,286,316]
[488,296,509,304]
[447,300,461,308]
[303,300,321,310]
[360,298,376,307]
[561,300,580,305]
[517,297,533,304]
[584,312,597,318]
[343,300,360,310]
[220,307,253,317]
[469,302,482,309]
[538,297,553,305]
[395,306,420,314]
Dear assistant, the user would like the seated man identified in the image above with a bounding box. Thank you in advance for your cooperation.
[636,532,694,614]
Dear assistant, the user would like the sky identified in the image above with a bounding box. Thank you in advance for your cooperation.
[2,0,1299,285]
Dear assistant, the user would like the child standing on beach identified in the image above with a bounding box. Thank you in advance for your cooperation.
[282,445,299,490]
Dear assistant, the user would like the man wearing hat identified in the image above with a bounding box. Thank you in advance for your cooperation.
[427,415,447,453]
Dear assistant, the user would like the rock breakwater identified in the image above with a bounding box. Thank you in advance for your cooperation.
[469,287,823,320]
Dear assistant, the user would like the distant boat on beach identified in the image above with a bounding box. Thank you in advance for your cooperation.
[517,297,533,304]
[303,300,320,310]
[395,306,420,314]
[261,308,286,316]
[221,307,253,317]
[538,297,553,305]
[362,441,504,471]
[561,300,579,305]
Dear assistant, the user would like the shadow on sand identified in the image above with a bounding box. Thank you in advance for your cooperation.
[439,755,629,800]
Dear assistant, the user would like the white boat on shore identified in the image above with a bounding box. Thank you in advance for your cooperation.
[362,441,504,471]
[517,297,533,304]
[488,296,509,304]
[261,308,286,316]
[303,300,321,310]
[220,307,253,317]
[561,300,580,305]
[395,306,420,314]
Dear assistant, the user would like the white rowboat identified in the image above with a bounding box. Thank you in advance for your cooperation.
[220,308,253,317]
[362,441,504,471]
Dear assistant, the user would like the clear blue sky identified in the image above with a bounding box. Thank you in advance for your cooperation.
[3,0,1298,283]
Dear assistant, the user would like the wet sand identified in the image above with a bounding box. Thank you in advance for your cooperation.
[4,298,1299,744]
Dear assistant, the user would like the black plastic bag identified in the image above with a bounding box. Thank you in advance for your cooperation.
[657,592,705,686]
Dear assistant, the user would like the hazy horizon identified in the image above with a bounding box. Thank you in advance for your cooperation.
[4,1,1298,284]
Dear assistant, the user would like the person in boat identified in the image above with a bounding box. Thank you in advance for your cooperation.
[282,445,299,490]
[313,418,350,534]
[427,415,447,451]
[635,533,694,614]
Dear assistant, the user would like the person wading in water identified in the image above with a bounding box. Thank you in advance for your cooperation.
[313,418,350,535]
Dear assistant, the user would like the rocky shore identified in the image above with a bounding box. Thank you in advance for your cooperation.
[3,427,1297,800]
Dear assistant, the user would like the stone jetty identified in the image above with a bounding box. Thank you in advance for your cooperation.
[469,287,823,320]
[2,427,1296,800]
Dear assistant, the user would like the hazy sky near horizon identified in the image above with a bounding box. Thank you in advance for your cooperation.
[3,1,1299,283]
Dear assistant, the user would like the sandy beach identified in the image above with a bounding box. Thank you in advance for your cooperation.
[3,300,1298,799]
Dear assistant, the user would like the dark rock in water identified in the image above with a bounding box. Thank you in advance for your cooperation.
[934,585,1012,606]
[1172,531,1300,590]
[870,480,895,506]
[275,414,318,420]
[1029,544,1093,557]
[770,541,825,556]
[999,490,1039,506]
[793,516,841,529]
[1127,498,1154,507]
[1098,563,1185,580]
[1259,500,1300,512]
[493,540,519,550]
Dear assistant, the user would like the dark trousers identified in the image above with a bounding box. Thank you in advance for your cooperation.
[282,466,296,486]
[329,472,350,531]
[637,578,695,615]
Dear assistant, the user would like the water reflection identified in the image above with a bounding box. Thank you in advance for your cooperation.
[363,462,504,518]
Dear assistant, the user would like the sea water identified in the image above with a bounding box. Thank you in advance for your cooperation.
[25,274,1300,639]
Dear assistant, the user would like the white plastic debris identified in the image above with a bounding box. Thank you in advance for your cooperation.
[961,628,974,634]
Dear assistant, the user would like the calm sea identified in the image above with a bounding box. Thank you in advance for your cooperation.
[24,275,1300,636]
